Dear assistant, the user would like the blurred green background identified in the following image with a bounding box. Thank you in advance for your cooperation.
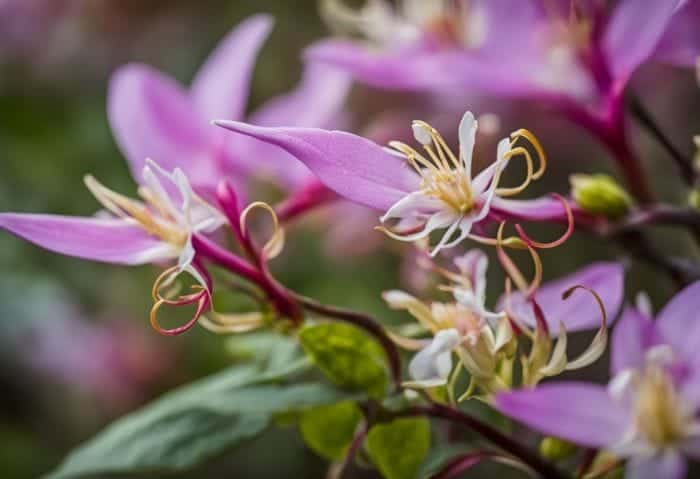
[1,1,699,478]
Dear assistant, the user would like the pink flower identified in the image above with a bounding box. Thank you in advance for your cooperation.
[496,281,700,479]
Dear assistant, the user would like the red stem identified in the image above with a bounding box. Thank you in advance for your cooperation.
[403,404,570,479]
[275,180,338,223]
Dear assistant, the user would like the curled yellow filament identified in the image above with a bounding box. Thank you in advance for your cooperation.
[240,201,286,260]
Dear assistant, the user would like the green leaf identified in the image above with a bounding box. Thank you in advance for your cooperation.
[299,401,362,461]
[226,331,301,372]
[366,418,431,479]
[46,359,345,479]
[418,444,473,478]
[299,322,388,397]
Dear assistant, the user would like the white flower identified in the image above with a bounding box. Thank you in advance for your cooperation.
[85,158,226,289]
[379,111,513,256]
[405,328,462,388]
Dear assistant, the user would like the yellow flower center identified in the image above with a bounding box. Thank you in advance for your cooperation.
[431,302,481,342]
[634,367,688,447]
[85,175,188,248]
[390,121,475,215]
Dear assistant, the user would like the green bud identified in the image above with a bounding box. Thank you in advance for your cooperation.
[539,436,577,461]
[693,136,700,173]
[689,189,700,211]
[570,174,632,219]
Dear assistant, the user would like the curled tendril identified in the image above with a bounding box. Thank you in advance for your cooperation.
[199,311,267,334]
[493,128,546,197]
[495,222,543,297]
[561,285,608,371]
[514,194,574,249]
[510,128,546,180]
[240,201,286,260]
[495,146,535,197]
[149,265,211,336]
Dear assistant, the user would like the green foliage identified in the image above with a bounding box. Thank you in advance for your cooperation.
[366,418,431,479]
[418,444,473,478]
[299,401,362,461]
[45,341,345,479]
[299,322,388,397]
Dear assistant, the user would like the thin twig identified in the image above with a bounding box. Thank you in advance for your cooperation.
[400,403,571,479]
[629,95,695,186]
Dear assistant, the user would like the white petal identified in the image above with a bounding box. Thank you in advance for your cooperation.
[429,215,463,257]
[408,328,461,382]
[385,209,457,243]
[381,191,442,222]
[430,217,474,255]
[177,235,196,271]
[142,160,183,223]
[132,241,179,264]
[471,137,511,196]
[458,111,477,182]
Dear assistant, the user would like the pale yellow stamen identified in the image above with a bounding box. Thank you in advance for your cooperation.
[634,367,687,447]
[389,123,474,215]
[84,175,187,247]
[431,302,482,342]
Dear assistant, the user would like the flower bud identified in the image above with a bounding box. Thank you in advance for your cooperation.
[539,437,577,461]
[570,174,632,219]
[688,189,700,211]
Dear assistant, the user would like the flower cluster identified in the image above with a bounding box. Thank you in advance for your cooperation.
[3,3,700,479]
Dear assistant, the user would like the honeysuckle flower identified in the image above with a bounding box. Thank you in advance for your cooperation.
[501,261,625,334]
[384,249,509,390]
[109,14,351,198]
[498,262,623,386]
[311,0,696,107]
[496,280,700,479]
[0,159,227,334]
[312,1,697,204]
[215,110,571,256]
[391,255,622,394]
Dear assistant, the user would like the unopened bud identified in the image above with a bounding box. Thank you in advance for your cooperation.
[570,174,632,219]
[539,437,577,461]
[689,189,700,211]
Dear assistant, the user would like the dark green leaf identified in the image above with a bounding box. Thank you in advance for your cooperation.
[419,444,473,478]
[366,418,431,479]
[299,322,388,397]
[46,359,343,479]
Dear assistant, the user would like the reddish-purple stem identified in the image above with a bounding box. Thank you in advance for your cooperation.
[275,180,338,223]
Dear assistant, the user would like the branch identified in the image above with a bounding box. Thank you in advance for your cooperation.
[629,95,695,186]
[401,403,571,479]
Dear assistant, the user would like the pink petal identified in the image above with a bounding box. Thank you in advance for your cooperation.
[500,262,624,334]
[249,62,351,128]
[0,213,169,265]
[190,15,273,121]
[626,451,687,479]
[603,0,684,82]
[495,383,628,448]
[304,39,466,91]
[490,196,571,221]
[653,0,700,67]
[108,64,208,181]
[611,307,661,375]
[214,121,420,211]
[225,63,352,191]
[656,280,700,362]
